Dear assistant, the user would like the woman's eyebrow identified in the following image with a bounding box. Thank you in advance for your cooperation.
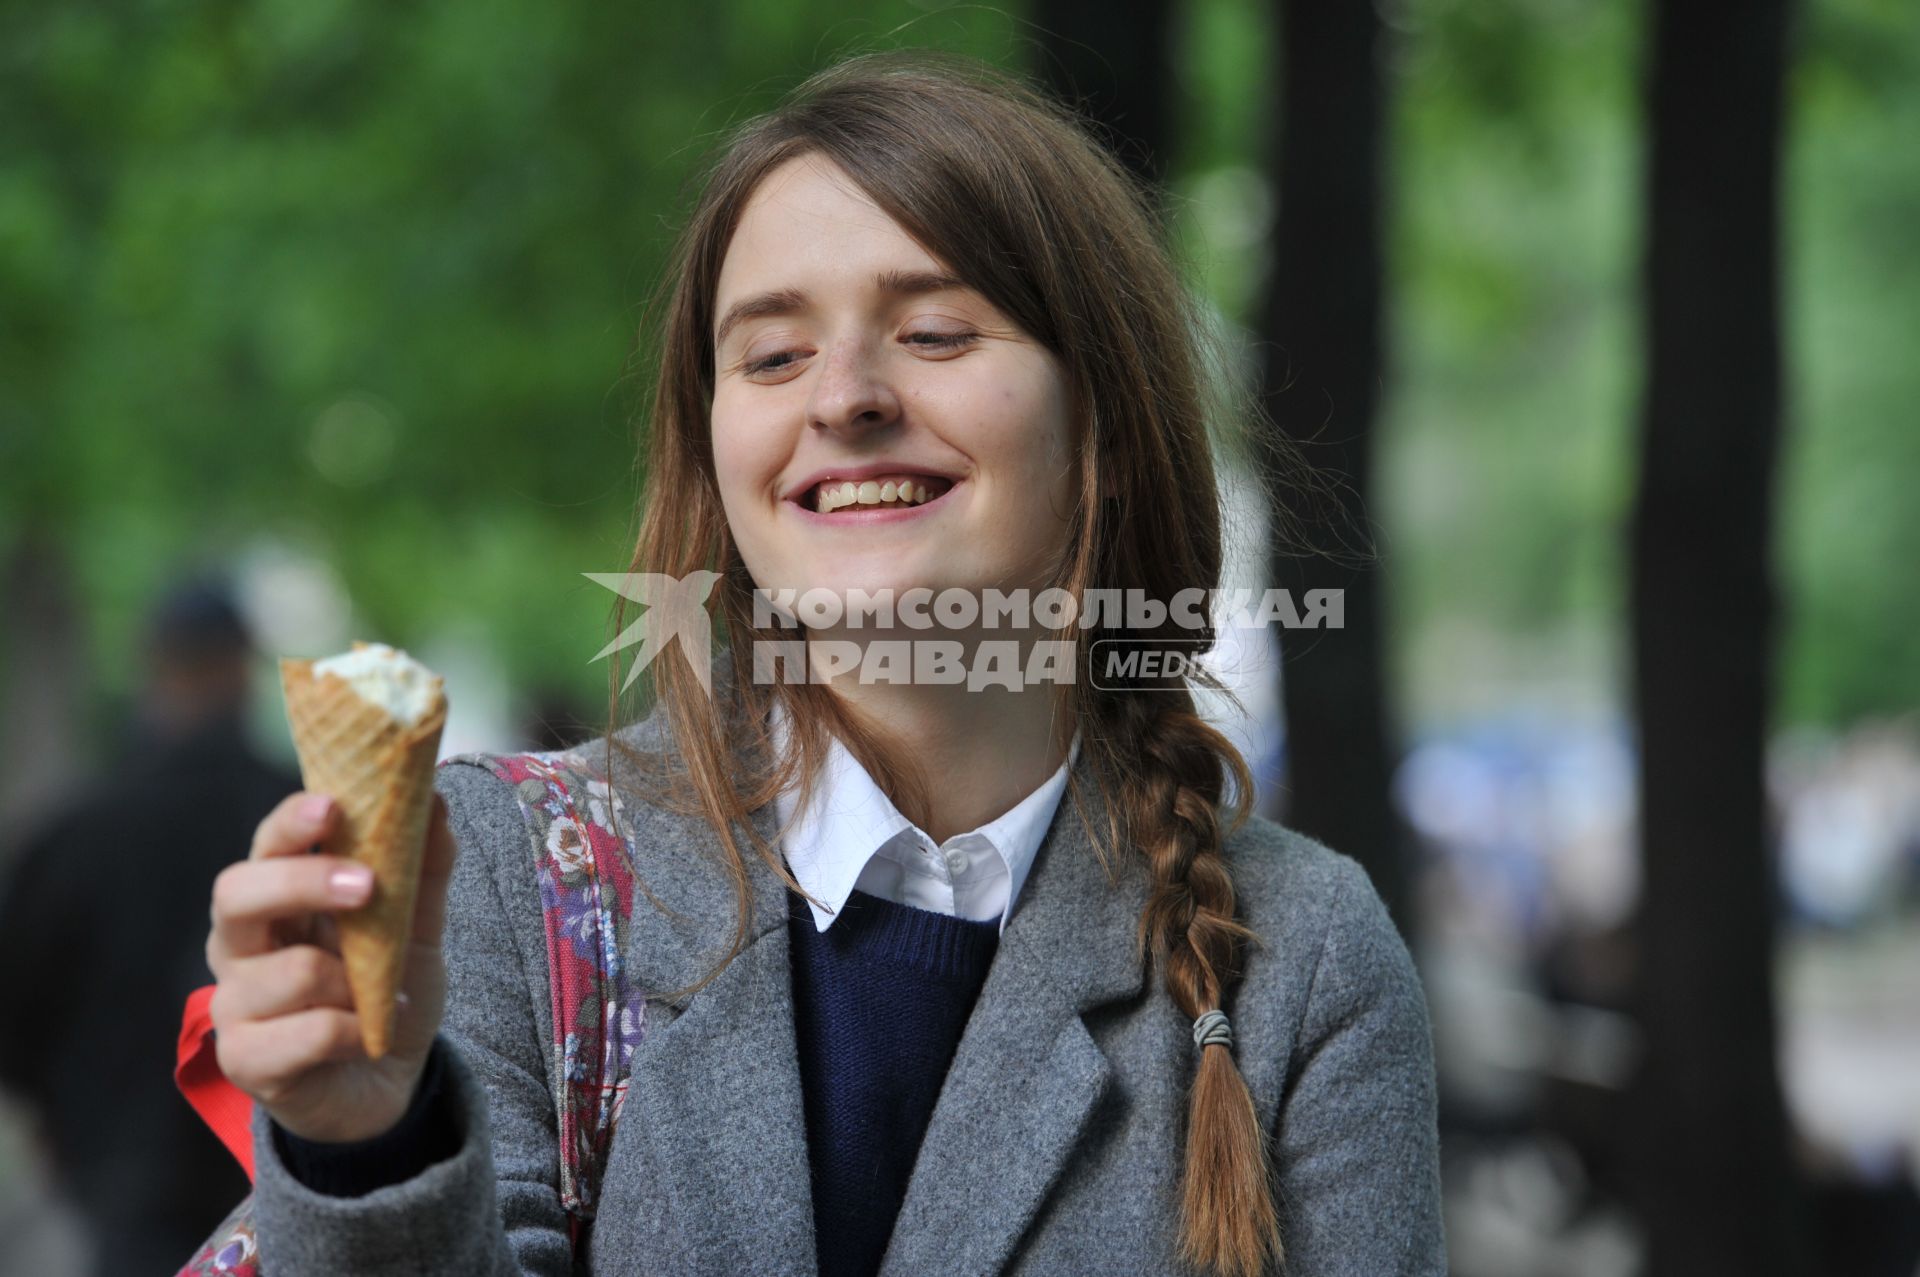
[714,269,971,348]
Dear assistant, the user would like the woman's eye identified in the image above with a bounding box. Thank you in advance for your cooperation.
[744,350,801,375]
[742,330,978,377]
[906,330,978,352]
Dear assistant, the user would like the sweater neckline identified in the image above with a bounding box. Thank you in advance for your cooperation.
[787,885,1001,982]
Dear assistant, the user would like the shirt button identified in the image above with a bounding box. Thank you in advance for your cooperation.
[943,847,969,877]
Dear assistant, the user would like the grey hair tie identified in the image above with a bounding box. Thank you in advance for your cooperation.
[1192,1008,1233,1051]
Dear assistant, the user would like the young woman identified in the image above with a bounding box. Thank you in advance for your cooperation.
[201,50,1443,1277]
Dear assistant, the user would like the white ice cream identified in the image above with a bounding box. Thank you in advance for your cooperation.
[314,642,439,727]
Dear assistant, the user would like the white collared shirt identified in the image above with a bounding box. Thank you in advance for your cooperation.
[769,700,1080,936]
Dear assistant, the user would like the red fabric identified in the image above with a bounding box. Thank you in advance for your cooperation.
[175,983,256,1182]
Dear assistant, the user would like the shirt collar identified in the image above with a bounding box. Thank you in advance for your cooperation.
[768,698,1080,936]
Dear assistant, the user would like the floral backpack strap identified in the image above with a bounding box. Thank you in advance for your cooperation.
[452,747,646,1254]
[180,1194,260,1276]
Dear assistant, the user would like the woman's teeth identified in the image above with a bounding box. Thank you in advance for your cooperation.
[812,476,947,513]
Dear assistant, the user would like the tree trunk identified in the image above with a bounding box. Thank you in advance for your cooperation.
[1032,0,1180,200]
[1629,0,1810,1271]
[1257,0,1409,937]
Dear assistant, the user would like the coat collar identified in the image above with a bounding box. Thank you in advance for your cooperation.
[598,683,1150,1277]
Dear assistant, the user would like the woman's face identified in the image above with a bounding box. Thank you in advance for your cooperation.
[710,154,1077,627]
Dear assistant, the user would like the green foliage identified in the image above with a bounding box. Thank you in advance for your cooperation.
[1381,0,1643,724]
[1777,0,1920,723]
[1,3,1025,726]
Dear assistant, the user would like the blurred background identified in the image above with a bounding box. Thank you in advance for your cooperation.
[1,2,1915,1275]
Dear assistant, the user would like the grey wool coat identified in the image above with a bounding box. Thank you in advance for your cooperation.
[245,700,1447,1276]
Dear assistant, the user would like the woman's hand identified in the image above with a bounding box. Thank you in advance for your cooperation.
[205,789,458,1144]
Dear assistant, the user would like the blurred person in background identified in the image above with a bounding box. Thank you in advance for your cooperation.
[521,682,594,753]
[0,573,298,1276]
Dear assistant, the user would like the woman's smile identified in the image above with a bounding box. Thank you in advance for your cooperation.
[786,476,966,526]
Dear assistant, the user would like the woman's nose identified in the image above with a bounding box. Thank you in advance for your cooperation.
[805,337,901,435]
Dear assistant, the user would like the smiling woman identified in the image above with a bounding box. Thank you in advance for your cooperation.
[189,46,1444,1277]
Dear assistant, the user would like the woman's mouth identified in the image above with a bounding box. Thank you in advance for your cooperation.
[794,474,960,519]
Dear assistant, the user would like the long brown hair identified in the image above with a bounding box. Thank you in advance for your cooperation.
[599,47,1304,1277]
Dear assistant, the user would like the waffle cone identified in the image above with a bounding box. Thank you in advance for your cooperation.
[279,643,448,1059]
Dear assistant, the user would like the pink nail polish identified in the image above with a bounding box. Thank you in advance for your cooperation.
[329,867,373,901]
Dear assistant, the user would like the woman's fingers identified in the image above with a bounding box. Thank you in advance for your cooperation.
[209,944,356,1024]
[311,911,340,955]
[214,1008,367,1106]
[208,848,374,968]
[250,791,338,862]
[221,791,341,958]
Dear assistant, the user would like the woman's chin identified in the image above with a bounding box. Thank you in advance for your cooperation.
[784,568,962,609]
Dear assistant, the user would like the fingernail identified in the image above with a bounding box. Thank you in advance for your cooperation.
[299,794,333,824]
[329,866,374,902]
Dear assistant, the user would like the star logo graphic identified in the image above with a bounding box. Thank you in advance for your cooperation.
[582,570,724,698]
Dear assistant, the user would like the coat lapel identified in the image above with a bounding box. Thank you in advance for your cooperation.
[611,755,818,1277]
[877,749,1150,1277]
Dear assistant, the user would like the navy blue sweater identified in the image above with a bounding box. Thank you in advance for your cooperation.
[280,887,1001,1277]
[785,885,1001,1277]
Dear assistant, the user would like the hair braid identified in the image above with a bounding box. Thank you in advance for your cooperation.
[1110,691,1281,1276]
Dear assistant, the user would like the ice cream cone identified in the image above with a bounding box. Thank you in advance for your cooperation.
[279,642,448,1059]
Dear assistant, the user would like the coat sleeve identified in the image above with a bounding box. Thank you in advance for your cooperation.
[245,760,575,1275]
[1269,853,1447,1275]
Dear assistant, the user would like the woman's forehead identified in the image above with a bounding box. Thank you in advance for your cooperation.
[723,157,930,276]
